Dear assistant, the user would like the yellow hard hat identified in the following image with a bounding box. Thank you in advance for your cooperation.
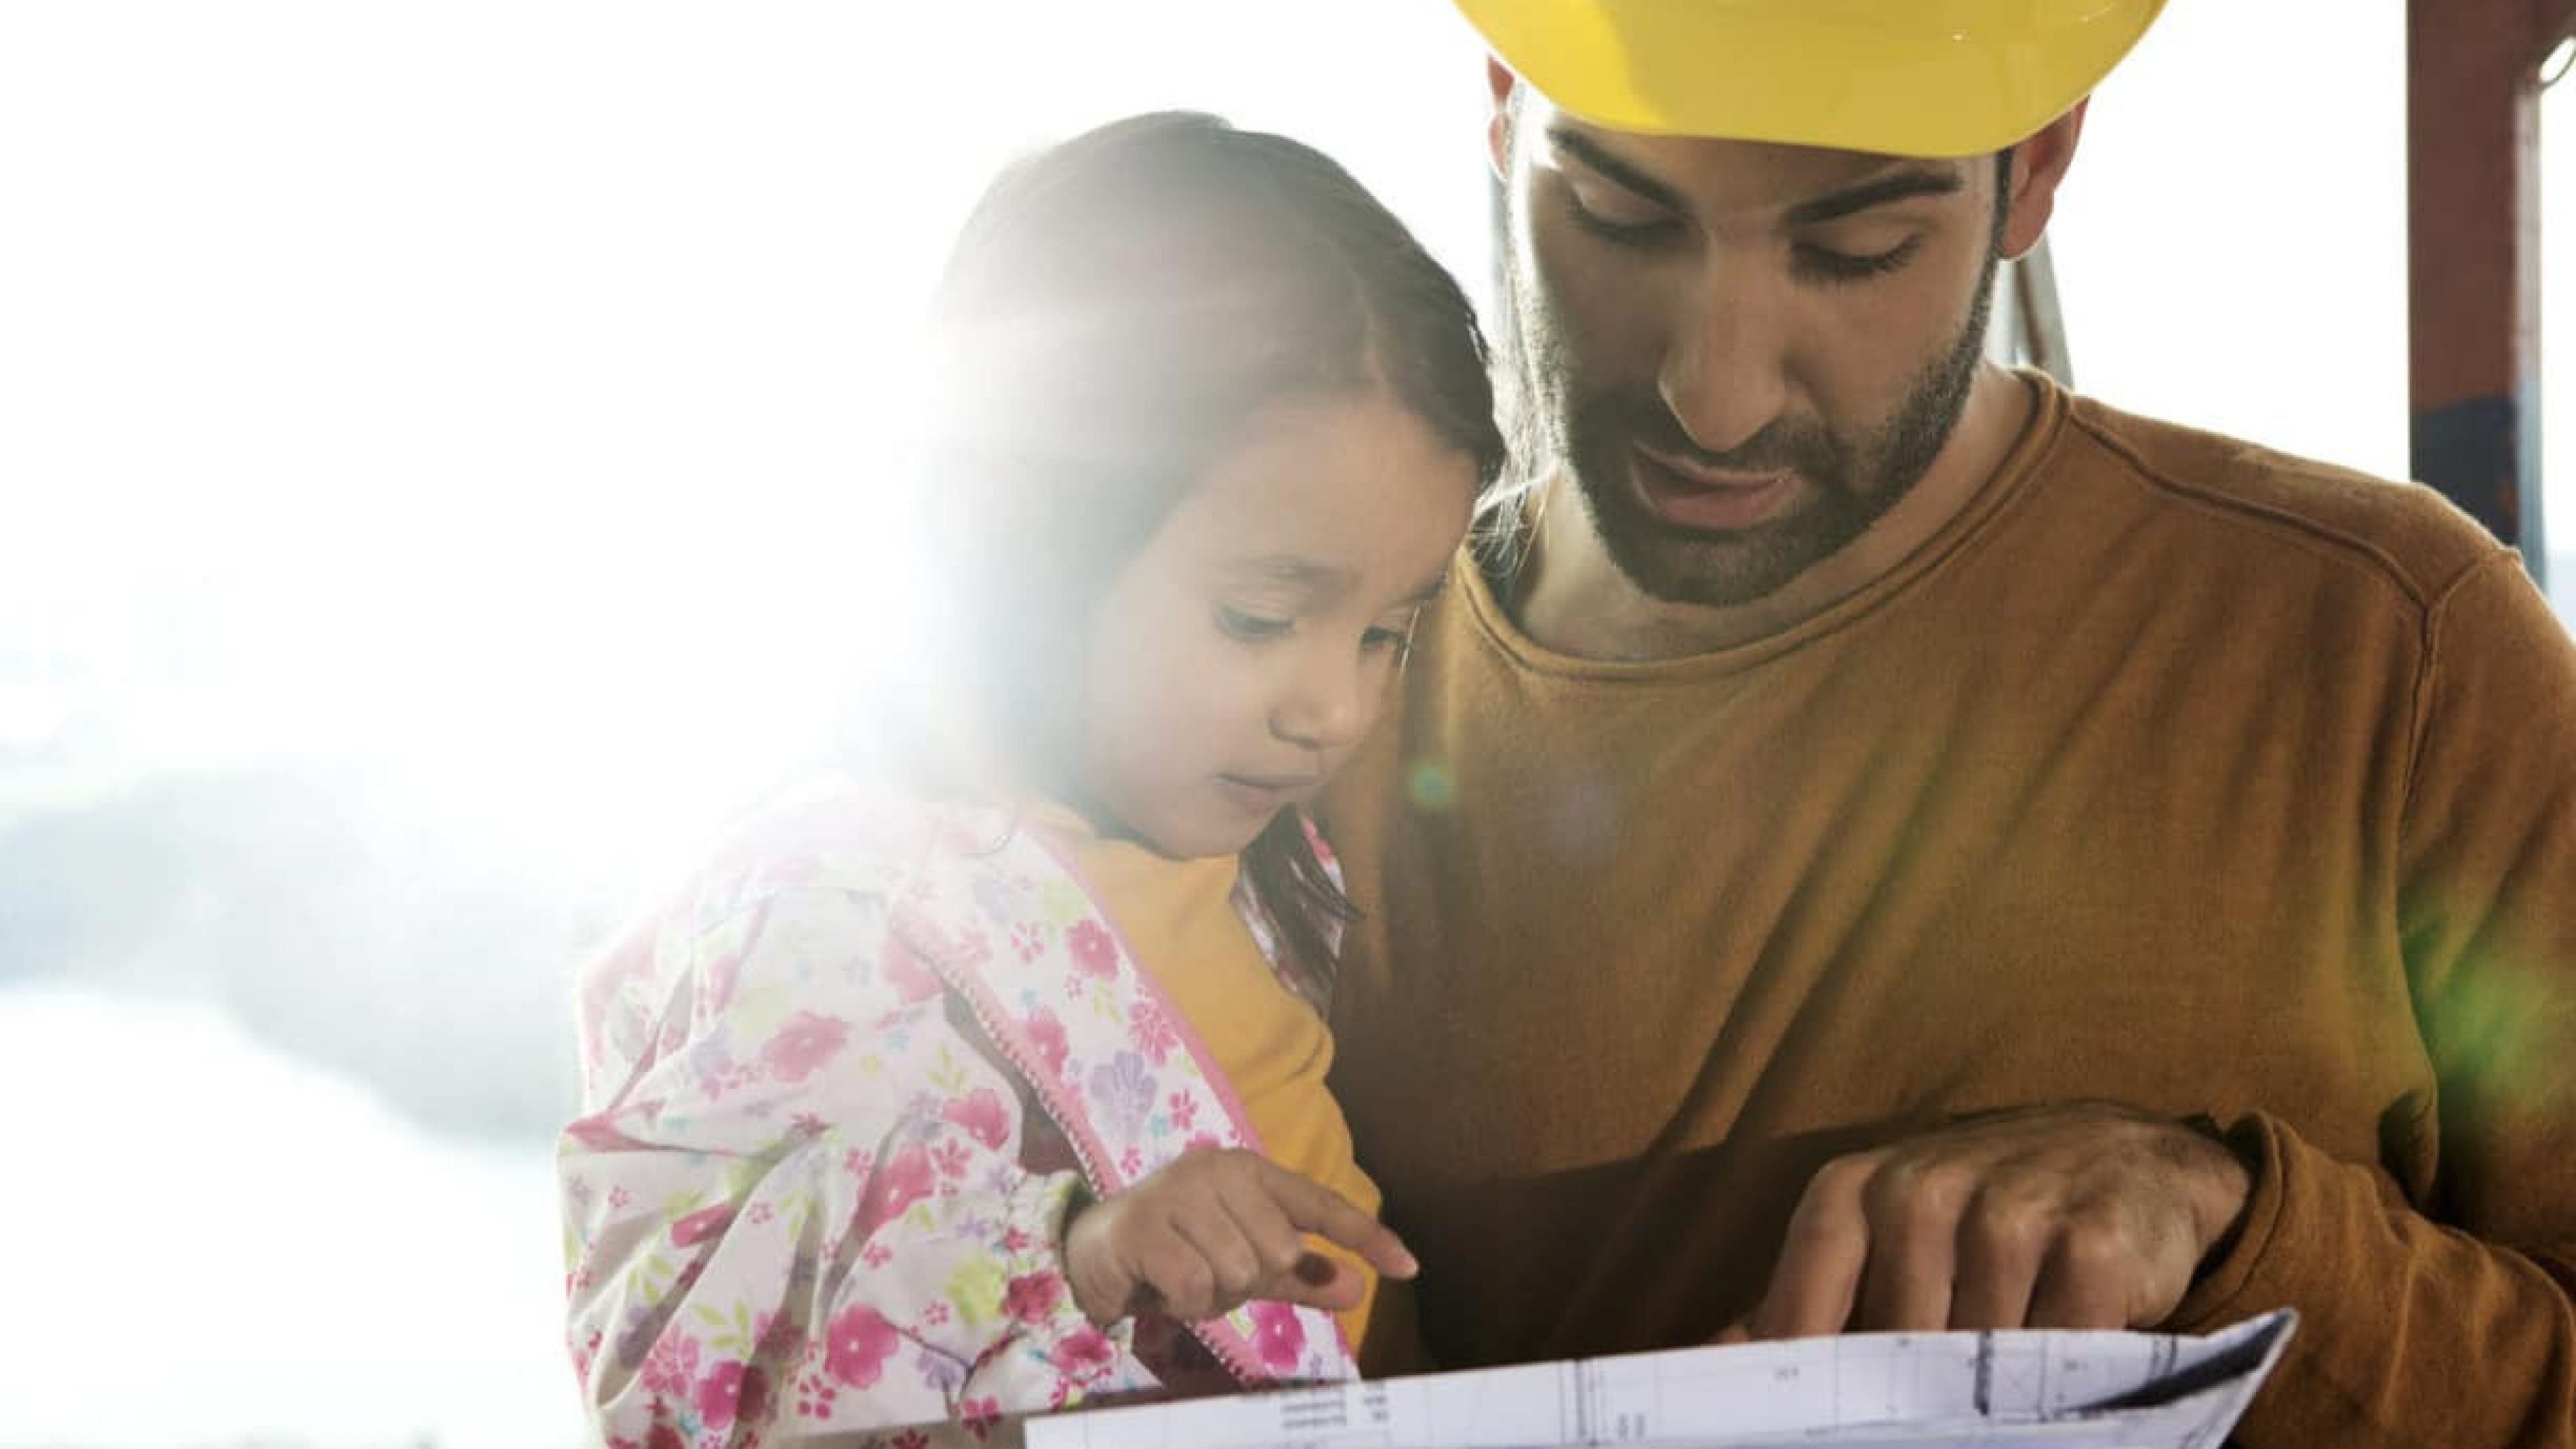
[1452,0,2165,158]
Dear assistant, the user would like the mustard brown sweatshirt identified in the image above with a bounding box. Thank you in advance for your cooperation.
[1322,377,2576,1448]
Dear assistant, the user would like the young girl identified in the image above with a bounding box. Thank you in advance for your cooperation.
[557,112,1505,1446]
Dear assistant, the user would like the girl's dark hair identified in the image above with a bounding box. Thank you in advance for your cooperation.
[908,111,1506,979]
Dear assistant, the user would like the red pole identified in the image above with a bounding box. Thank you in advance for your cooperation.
[2407,0,2568,561]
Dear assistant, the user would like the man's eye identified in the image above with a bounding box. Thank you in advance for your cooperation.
[1792,235,1923,284]
[1216,606,1293,642]
[1566,188,1679,247]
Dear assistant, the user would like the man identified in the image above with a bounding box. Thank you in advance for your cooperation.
[1318,2,2576,1444]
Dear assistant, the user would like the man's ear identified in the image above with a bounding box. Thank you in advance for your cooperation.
[1486,56,1518,184]
[1999,99,2087,260]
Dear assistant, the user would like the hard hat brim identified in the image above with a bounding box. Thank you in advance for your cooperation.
[1456,0,2166,158]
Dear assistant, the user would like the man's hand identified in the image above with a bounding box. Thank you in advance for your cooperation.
[1062,1148,1418,1326]
[1729,1104,2253,1339]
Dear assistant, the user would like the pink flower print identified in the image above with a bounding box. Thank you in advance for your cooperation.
[668,1203,734,1248]
[1051,1326,1118,1381]
[1024,1009,1071,1082]
[823,1305,900,1389]
[1129,1000,1178,1065]
[1010,922,1044,962]
[880,939,942,1004]
[795,1366,839,1419]
[891,1432,931,1449]
[1167,1092,1198,1133]
[1067,919,1118,979]
[955,928,994,967]
[646,1424,686,1449]
[641,1328,702,1398]
[1246,1300,1307,1373]
[565,1114,636,1152]
[862,1144,936,1228]
[761,1011,850,1084]
[961,1397,1003,1440]
[941,1087,1012,1150]
[931,1138,973,1181]
[694,1360,746,1430]
[1120,1145,1144,1177]
[1004,1270,1063,1324]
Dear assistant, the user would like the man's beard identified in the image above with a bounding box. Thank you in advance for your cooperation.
[1499,237,2002,609]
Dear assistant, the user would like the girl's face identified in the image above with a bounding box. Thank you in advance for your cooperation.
[1074,390,1478,859]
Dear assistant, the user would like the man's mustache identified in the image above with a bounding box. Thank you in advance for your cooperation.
[1578,393,1838,478]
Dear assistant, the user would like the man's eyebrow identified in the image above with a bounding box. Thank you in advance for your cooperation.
[1545,126,1686,212]
[1782,168,1968,227]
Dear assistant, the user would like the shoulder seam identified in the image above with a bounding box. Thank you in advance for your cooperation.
[2062,405,2457,612]
[2398,549,2527,828]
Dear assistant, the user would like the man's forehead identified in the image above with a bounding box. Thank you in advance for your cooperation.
[1534,107,1980,211]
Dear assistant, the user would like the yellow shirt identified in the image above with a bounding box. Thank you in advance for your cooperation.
[1033,808,1397,1362]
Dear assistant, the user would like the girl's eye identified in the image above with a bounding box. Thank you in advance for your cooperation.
[1792,234,1923,284]
[1362,625,1414,656]
[1216,606,1293,643]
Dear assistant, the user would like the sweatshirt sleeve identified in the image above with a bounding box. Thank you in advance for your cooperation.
[2171,550,2576,1449]
[558,867,1155,1447]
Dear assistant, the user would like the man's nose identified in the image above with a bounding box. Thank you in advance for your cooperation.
[1658,264,1792,457]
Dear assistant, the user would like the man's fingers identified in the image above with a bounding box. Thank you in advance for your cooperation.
[1947,1185,2049,1330]
[1855,1161,1966,1331]
[1257,1161,1419,1279]
[2024,1212,2169,1330]
[1748,1154,1874,1339]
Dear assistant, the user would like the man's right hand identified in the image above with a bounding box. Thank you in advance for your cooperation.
[1721,1102,2253,1340]
[1062,1148,1418,1326]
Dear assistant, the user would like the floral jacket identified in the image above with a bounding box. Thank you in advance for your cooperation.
[557,783,1356,1448]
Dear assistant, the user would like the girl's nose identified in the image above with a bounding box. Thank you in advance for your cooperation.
[1273,648,1371,753]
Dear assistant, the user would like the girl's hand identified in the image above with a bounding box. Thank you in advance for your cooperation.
[1061,1148,1418,1326]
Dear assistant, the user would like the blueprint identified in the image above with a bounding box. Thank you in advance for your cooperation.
[1021,1310,2296,1449]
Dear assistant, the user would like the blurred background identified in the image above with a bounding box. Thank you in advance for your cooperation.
[0,1,2563,1444]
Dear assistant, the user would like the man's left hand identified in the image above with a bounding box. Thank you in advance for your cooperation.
[1726,1102,2253,1340]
